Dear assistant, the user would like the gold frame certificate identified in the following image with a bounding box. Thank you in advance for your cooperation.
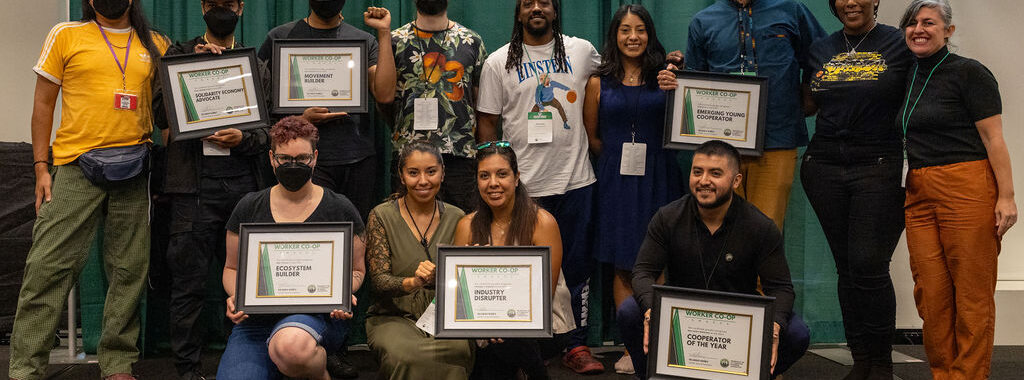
[271,39,368,114]
[663,70,767,156]
[235,222,353,314]
[648,286,775,380]
[435,246,552,338]
[158,47,269,142]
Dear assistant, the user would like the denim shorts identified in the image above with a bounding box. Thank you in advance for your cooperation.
[216,314,348,380]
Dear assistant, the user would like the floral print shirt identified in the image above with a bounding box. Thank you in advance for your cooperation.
[391,22,486,158]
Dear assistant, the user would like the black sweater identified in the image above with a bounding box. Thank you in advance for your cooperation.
[632,194,795,331]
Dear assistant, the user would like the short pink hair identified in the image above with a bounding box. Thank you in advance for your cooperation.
[270,116,319,150]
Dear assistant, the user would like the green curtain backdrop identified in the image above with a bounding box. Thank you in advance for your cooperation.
[70,0,848,344]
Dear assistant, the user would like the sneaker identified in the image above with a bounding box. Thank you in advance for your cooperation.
[326,350,359,379]
[614,352,635,374]
[562,346,604,374]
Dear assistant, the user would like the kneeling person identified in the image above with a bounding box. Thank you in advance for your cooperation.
[218,116,366,380]
[618,140,809,379]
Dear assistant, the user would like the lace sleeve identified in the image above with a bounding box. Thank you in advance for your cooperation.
[365,210,409,297]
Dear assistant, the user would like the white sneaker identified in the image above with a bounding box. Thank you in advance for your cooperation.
[615,353,635,375]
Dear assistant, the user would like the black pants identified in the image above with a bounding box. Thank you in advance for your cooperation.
[313,156,377,220]
[391,153,478,213]
[166,175,257,375]
[800,150,904,366]
[470,336,566,380]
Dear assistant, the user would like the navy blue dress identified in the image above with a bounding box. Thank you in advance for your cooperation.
[594,76,683,270]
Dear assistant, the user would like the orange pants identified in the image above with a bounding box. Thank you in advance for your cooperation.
[738,148,798,229]
[905,159,999,380]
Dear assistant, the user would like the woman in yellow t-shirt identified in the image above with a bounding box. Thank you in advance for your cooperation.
[9,1,168,380]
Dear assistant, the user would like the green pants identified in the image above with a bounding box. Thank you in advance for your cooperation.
[9,165,150,380]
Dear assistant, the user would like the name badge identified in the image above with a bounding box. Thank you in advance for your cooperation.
[620,142,647,176]
[414,98,439,131]
[729,71,757,77]
[901,159,909,188]
[114,90,138,111]
[202,140,231,156]
[527,111,553,144]
[415,299,437,336]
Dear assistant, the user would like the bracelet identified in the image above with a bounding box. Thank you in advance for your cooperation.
[33,160,50,166]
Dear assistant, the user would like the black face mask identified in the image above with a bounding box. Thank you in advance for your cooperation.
[309,0,345,20]
[204,6,239,39]
[93,0,131,20]
[275,162,313,192]
[415,0,448,16]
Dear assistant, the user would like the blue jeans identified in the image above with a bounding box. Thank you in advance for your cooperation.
[534,184,595,349]
[216,314,348,380]
[617,296,809,379]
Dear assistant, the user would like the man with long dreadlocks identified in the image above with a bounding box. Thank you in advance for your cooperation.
[476,0,604,374]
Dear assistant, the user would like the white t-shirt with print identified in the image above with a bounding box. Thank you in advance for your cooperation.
[477,35,601,197]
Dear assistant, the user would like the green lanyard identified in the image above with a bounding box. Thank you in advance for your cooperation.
[522,45,554,87]
[901,50,951,135]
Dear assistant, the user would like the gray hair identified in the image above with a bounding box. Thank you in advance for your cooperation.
[899,0,953,30]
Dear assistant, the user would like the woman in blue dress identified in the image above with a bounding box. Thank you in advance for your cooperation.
[582,4,682,374]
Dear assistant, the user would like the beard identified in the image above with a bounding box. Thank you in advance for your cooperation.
[415,0,448,16]
[524,18,551,37]
[695,188,733,210]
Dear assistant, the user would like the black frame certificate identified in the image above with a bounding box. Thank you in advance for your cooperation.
[158,47,269,143]
[271,39,368,114]
[435,246,552,339]
[648,286,775,380]
[663,70,768,156]
[235,222,353,314]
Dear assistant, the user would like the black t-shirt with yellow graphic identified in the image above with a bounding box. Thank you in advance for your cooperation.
[807,24,913,157]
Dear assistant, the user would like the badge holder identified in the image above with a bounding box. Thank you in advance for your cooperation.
[620,131,646,176]
[414,98,440,131]
[113,89,139,111]
[527,111,554,144]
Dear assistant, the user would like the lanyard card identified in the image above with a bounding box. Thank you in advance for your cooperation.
[202,140,231,156]
[527,111,554,144]
[113,89,139,111]
[729,71,757,77]
[414,98,439,131]
[620,142,647,176]
[901,159,910,188]
[416,299,437,336]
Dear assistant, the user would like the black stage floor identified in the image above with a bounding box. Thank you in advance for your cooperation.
[4,344,1023,379]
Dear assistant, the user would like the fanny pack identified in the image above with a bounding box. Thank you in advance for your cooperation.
[77,144,150,186]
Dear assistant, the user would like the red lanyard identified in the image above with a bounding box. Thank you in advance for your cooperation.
[96,21,133,90]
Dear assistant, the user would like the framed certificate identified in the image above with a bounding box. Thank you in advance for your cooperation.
[648,285,775,380]
[271,39,368,114]
[663,70,768,156]
[235,222,353,314]
[435,246,552,339]
[158,47,269,143]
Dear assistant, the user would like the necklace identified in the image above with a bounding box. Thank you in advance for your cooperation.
[623,64,643,84]
[404,197,437,249]
[843,22,877,54]
[203,33,235,49]
[694,217,738,289]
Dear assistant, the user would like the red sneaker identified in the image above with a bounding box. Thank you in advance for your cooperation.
[562,346,605,374]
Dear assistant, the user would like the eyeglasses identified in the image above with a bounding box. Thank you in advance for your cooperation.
[272,153,314,165]
[476,141,512,150]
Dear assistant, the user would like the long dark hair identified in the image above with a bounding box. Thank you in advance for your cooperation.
[389,140,445,201]
[505,0,568,73]
[469,146,538,246]
[81,0,166,75]
[597,4,666,85]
